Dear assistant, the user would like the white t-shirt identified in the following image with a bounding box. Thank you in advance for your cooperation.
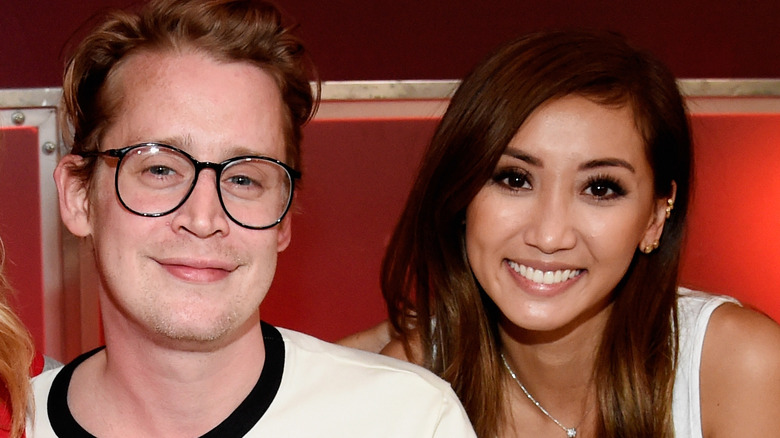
[28,322,476,437]
[672,288,740,438]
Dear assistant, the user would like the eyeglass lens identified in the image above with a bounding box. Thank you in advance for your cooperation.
[116,145,293,229]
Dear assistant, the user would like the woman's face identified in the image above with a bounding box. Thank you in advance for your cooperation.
[465,95,669,334]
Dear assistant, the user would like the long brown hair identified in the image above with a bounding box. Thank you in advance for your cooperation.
[382,30,691,437]
[0,240,34,438]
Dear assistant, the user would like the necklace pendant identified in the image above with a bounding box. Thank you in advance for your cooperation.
[566,428,577,438]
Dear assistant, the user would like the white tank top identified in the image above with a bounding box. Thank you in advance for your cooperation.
[672,288,739,437]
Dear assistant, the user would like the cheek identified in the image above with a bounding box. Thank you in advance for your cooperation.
[88,167,126,221]
[466,190,523,245]
[90,212,148,276]
[464,193,513,284]
[464,196,491,264]
[239,230,280,269]
[580,208,648,260]
[241,238,280,301]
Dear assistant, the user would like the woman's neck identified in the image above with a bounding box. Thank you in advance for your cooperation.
[498,299,612,388]
[496,303,612,437]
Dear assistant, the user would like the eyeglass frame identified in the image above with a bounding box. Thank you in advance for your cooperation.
[79,142,302,230]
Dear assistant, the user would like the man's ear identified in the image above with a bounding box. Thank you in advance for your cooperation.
[54,155,92,237]
[276,215,292,253]
[639,181,677,252]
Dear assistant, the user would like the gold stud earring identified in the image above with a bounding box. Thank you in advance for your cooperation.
[642,240,659,254]
[665,198,674,219]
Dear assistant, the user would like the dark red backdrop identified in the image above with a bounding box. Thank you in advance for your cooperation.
[1,0,779,89]
[261,112,780,342]
[1,1,779,353]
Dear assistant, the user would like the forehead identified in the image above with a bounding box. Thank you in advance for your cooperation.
[506,95,648,169]
[103,49,286,160]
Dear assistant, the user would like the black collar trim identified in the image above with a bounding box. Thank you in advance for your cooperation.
[47,321,285,437]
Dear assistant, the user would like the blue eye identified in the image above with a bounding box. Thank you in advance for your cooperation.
[148,166,176,177]
[226,175,255,187]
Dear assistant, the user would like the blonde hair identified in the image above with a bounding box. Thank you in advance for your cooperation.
[0,239,34,438]
[61,0,316,183]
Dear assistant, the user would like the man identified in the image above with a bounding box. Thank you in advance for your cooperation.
[28,1,475,436]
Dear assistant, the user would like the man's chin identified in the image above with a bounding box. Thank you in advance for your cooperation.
[149,315,240,349]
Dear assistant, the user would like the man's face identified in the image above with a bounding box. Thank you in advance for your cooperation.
[68,50,291,348]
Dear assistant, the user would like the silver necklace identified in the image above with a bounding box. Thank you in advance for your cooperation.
[500,352,584,438]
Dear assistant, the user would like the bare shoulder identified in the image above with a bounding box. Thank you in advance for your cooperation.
[380,337,411,361]
[702,303,780,372]
[700,303,780,437]
[380,331,425,366]
[336,320,393,353]
[336,320,426,367]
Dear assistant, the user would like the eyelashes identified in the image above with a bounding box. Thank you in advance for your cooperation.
[492,168,531,191]
[490,167,629,201]
[583,174,628,200]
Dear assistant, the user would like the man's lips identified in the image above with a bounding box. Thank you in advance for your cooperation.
[156,258,239,283]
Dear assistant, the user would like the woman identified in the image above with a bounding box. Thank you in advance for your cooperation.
[0,239,35,438]
[376,30,780,437]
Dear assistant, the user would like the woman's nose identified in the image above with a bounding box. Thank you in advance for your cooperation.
[523,192,577,254]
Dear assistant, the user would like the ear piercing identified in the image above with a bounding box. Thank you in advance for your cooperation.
[642,240,659,254]
[643,198,673,254]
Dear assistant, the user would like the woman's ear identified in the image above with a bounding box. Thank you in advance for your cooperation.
[639,181,677,253]
[54,155,92,237]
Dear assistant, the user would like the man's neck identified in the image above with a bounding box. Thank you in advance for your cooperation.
[67,317,267,438]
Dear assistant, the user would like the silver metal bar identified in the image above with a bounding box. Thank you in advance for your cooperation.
[3,79,780,109]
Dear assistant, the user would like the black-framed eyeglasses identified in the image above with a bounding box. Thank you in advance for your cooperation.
[81,142,301,230]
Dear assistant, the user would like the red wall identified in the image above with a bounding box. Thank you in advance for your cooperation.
[680,113,780,320]
[1,0,778,349]
[263,118,437,339]
[262,110,780,342]
[2,105,779,348]
[1,0,778,88]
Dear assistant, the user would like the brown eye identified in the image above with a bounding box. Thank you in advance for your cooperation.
[589,182,612,197]
[494,169,531,191]
[583,176,626,200]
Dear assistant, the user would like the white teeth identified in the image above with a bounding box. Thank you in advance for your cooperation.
[508,261,581,285]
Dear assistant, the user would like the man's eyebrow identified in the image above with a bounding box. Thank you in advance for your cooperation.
[151,137,271,159]
[153,135,190,148]
[226,145,266,157]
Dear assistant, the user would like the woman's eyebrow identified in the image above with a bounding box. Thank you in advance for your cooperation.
[579,158,636,173]
[502,149,542,167]
[503,148,636,173]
